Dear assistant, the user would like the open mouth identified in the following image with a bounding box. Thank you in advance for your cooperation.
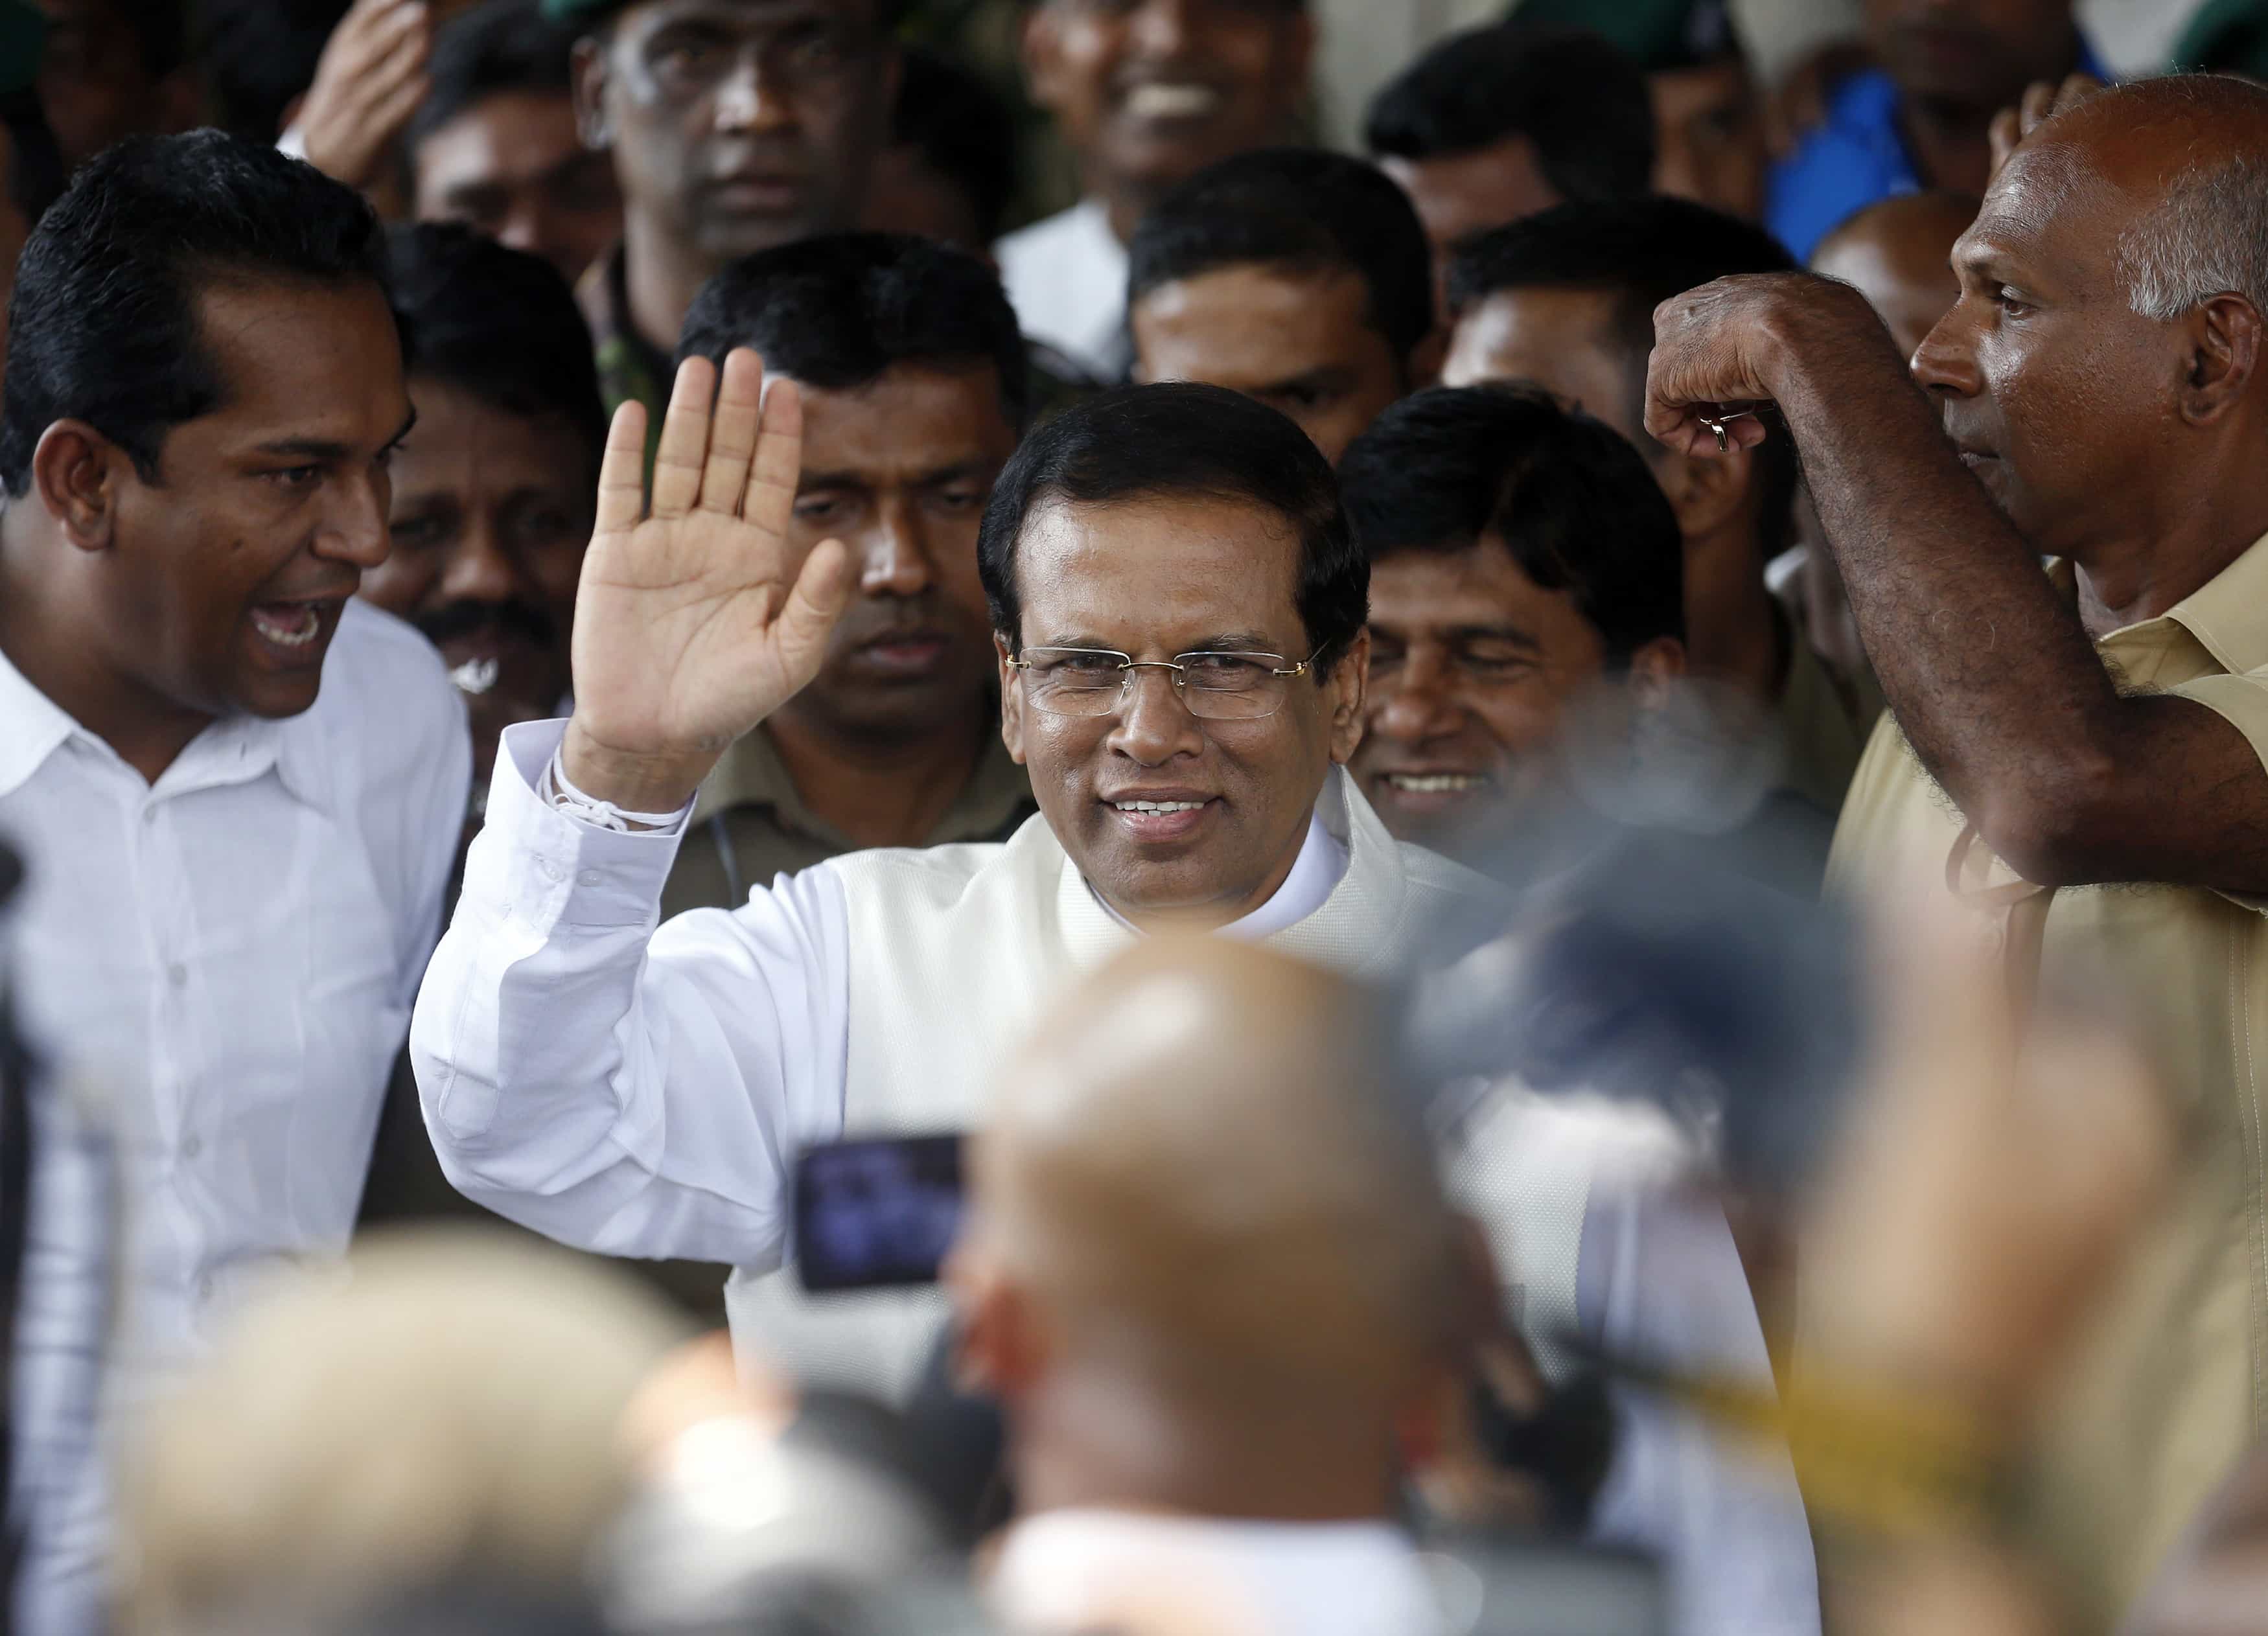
[1122,82,1223,121]
[248,600,328,655]
[1105,794,1218,842]
[1383,773,1487,794]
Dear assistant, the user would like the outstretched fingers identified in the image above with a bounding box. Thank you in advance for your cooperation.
[743,376,805,539]
[592,399,651,537]
[650,355,719,519]
[698,349,765,516]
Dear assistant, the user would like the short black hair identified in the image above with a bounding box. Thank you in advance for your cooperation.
[1446,196,1800,555]
[1,130,395,497]
[196,0,352,142]
[1364,22,1654,204]
[678,231,1030,429]
[978,382,1367,672]
[1341,384,1684,667]
[386,222,605,473]
[1128,148,1434,368]
[888,46,1018,247]
[406,0,581,164]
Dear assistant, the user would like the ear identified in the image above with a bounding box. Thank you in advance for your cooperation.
[996,632,1028,766]
[572,36,614,150]
[2178,293,2263,427]
[32,421,129,554]
[1649,440,1750,546]
[1020,5,1069,114]
[1326,627,1371,765]
[1623,636,1687,713]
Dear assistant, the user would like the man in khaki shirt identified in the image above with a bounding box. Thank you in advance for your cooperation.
[1645,77,2268,1630]
[657,233,1036,917]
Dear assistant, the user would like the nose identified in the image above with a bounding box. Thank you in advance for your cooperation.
[1107,666,1207,767]
[1129,0,1196,56]
[715,49,794,134]
[857,498,932,599]
[437,516,519,607]
[1910,299,1984,401]
[316,467,393,573]
[1369,648,1465,744]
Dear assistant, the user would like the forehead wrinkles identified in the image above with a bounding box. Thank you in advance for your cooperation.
[1968,139,2122,294]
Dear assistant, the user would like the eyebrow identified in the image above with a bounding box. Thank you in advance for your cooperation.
[255,407,419,463]
[1372,619,1543,651]
[800,459,996,490]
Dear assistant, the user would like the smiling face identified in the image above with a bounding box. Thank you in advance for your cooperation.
[412,89,624,285]
[1350,539,1612,849]
[997,491,1365,927]
[97,277,412,722]
[1023,0,1313,205]
[1132,266,1406,465]
[581,0,896,264]
[772,362,1018,747]
[358,378,594,771]
[1910,139,2179,561]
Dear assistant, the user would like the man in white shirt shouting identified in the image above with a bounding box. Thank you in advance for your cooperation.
[0,131,469,1632]
[412,363,1494,1394]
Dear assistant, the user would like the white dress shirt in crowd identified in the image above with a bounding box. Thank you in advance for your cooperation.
[989,1510,1450,1636]
[1,598,470,1635]
[995,198,1130,381]
[417,720,1818,1636]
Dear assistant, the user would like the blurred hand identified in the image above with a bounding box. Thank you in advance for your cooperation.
[295,0,432,189]
[1799,873,2173,1418]
[561,351,853,813]
[1642,271,1884,461]
[1988,73,2106,183]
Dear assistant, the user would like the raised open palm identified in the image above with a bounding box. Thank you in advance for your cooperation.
[562,349,852,811]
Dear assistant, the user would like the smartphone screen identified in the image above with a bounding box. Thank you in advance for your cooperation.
[794,1133,966,1293]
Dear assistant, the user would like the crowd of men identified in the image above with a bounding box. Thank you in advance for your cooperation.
[8,0,2268,1633]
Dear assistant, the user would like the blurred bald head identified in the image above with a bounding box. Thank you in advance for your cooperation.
[953,937,1456,1506]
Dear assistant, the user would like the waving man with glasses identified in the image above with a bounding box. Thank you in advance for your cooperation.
[409,360,1503,1398]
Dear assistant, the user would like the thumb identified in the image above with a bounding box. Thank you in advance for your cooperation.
[774,538,855,676]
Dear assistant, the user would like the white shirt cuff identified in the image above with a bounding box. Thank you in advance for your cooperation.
[461,720,691,932]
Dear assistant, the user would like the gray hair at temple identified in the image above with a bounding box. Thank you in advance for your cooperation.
[2109,77,2268,323]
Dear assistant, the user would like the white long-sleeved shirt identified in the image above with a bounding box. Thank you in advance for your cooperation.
[418,720,1818,1636]
[1,599,469,1633]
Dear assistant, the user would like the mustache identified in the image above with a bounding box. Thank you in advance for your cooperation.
[414,599,557,650]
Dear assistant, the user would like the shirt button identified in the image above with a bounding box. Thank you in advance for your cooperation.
[167,963,189,987]
[181,1135,202,1158]
[578,869,603,888]
[537,858,564,883]
[141,806,159,826]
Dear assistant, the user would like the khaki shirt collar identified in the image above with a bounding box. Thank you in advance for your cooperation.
[690,722,1033,850]
[2067,529,2268,676]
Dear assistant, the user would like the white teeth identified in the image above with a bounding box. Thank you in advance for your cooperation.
[1115,800,1205,813]
[1387,774,1485,793]
[1124,82,1221,120]
[249,603,322,648]
[450,656,501,697]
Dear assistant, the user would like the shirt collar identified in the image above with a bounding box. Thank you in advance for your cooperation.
[0,635,330,808]
[2149,528,2268,676]
[0,640,77,798]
